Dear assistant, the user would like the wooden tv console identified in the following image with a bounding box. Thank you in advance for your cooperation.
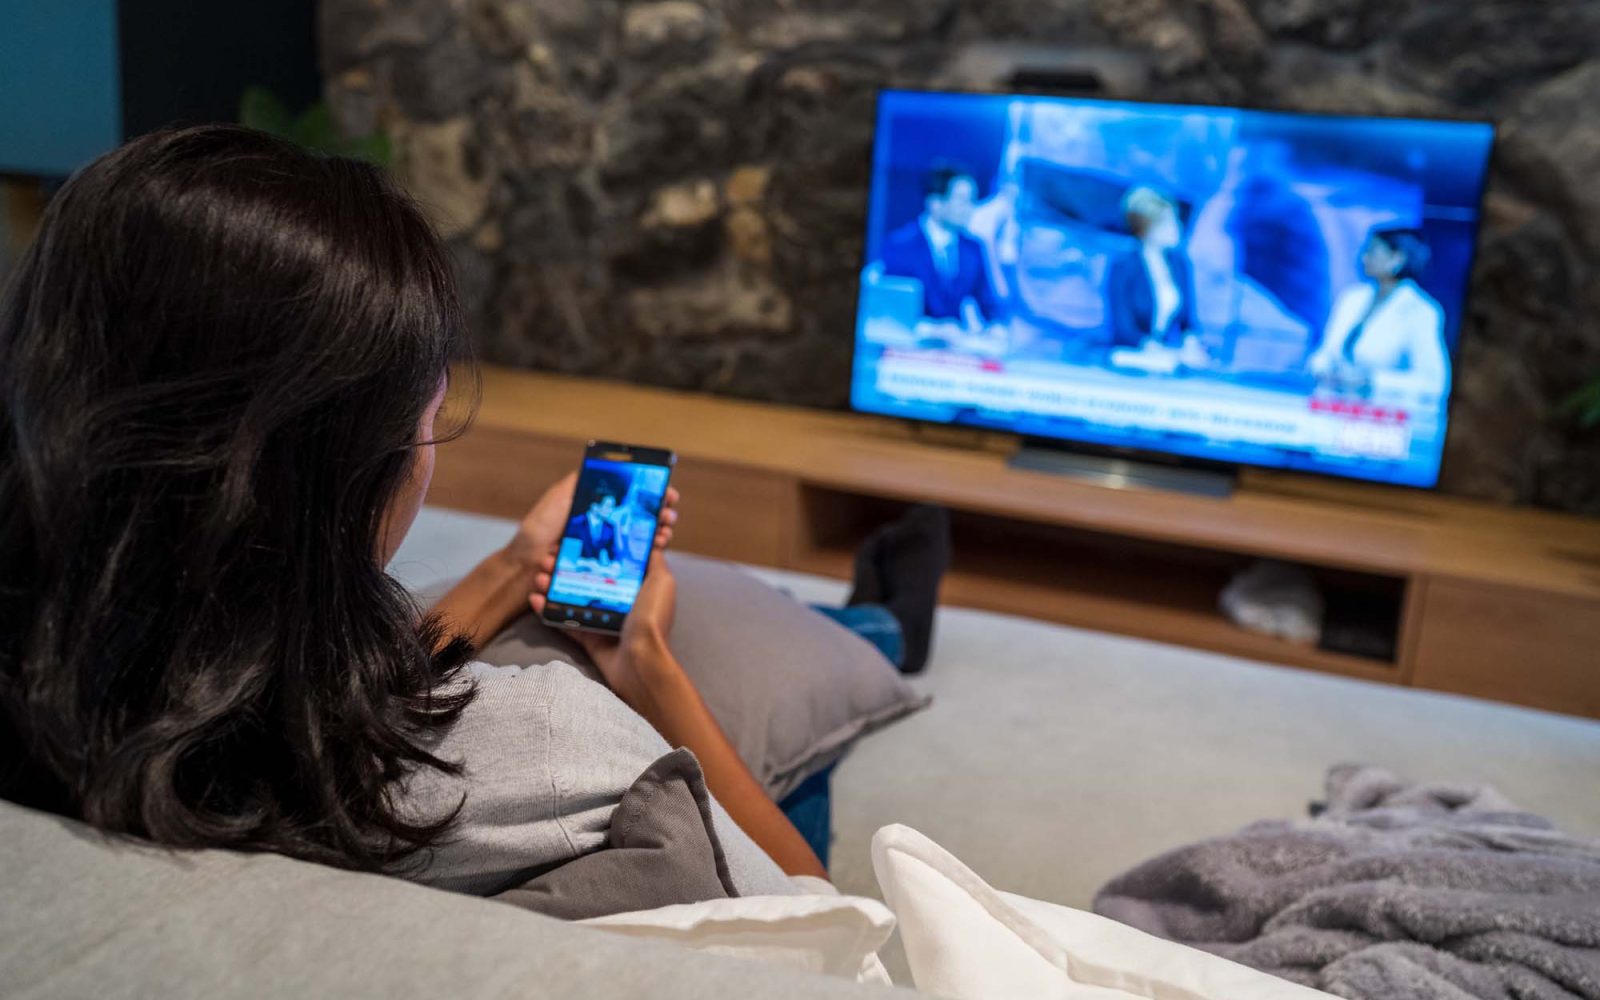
[430,366,1600,721]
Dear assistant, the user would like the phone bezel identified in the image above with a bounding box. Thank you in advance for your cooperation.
[539,440,676,636]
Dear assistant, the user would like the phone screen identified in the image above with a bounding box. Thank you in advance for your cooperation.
[543,447,673,630]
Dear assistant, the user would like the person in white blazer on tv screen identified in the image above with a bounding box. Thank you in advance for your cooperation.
[1309,227,1451,404]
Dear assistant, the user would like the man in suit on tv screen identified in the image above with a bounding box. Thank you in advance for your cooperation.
[881,164,1004,338]
[565,484,619,565]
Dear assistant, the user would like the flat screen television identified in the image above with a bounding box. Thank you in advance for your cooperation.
[850,89,1496,489]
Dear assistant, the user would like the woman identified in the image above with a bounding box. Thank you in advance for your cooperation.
[1106,186,1199,350]
[0,126,822,894]
[1309,228,1450,402]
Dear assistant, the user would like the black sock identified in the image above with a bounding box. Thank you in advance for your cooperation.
[876,505,951,674]
[846,523,888,607]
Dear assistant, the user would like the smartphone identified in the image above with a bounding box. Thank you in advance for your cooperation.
[539,440,676,635]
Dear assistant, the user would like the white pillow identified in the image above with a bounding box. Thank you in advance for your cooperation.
[871,824,1336,1000]
[581,892,895,986]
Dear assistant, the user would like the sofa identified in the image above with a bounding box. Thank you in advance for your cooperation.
[6,504,1597,996]
[0,797,908,998]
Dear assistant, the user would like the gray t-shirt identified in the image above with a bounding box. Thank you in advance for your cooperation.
[402,659,797,899]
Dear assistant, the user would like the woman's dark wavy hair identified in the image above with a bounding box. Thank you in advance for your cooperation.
[0,125,480,872]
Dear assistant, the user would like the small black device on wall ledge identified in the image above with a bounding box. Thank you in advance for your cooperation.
[1007,68,1106,95]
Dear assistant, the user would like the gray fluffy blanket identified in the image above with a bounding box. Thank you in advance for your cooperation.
[1094,765,1600,999]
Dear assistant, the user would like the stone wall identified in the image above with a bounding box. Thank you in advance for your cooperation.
[320,0,1600,513]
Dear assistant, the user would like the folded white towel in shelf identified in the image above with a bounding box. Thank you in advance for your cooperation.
[1220,559,1325,646]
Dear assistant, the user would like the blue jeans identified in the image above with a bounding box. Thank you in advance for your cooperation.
[811,603,905,669]
[775,603,903,868]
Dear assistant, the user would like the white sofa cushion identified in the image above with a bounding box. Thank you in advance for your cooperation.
[582,890,895,985]
[871,824,1336,999]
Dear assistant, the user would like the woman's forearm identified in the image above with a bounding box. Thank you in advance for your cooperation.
[426,548,536,650]
[625,632,828,881]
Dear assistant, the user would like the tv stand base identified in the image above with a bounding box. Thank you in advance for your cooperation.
[1008,446,1236,498]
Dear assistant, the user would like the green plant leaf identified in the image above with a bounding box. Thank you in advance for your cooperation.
[238,86,294,137]
[1558,376,1600,430]
[289,103,339,153]
[346,131,393,168]
[239,86,392,169]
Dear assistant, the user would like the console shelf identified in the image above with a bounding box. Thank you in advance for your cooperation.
[430,367,1600,720]
[789,486,1407,683]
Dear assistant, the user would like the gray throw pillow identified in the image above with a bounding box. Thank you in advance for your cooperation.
[475,552,930,801]
[494,748,736,920]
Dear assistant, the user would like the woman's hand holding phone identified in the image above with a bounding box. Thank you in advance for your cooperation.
[527,478,825,879]
[527,486,681,715]
[501,471,579,577]
[541,550,681,717]
[426,474,677,660]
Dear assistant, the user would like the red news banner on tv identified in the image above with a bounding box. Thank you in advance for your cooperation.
[876,350,1414,462]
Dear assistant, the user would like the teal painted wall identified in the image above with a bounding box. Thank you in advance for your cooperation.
[0,2,122,176]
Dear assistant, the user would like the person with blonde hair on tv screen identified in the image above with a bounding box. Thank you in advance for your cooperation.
[1107,186,1199,350]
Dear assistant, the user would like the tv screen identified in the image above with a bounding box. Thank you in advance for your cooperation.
[850,89,1495,488]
